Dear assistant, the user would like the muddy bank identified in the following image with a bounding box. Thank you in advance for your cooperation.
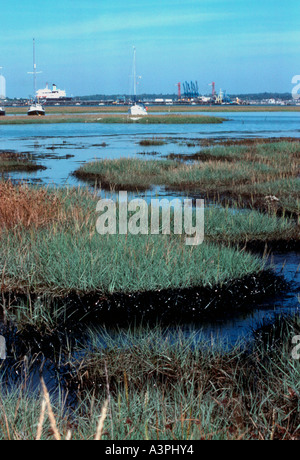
[0,113,227,125]
[0,150,46,173]
[199,136,300,148]
[56,271,288,325]
[237,238,300,253]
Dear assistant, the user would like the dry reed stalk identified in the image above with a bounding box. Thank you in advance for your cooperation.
[65,430,72,440]
[0,397,11,440]
[94,400,109,441]
[0,182,59,229]
[270,409,276,441]
[36,398,47,440]
[0,182,88,230]
[104,360,114,439]
[40,377,61,440]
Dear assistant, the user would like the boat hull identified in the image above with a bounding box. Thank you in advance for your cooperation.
[27,110,45,116]
[128,104,147,116]
[27,104,45,116]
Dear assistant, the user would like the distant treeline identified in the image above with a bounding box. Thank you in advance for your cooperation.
[6,92,292,102]
[75,92,292,101]
[230,92,292,101]
[74,93,177,101]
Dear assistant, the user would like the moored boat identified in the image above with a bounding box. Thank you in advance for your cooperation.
[128,47,147,117]
[0,107,5,116]
[27,103,45,116]
[27,39,46,116]
[128,103,147,116]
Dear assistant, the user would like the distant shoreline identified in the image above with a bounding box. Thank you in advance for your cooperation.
[0,112,227,124]
[1,104,300,116]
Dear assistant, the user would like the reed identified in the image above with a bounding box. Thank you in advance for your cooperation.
[0,316,299,440]
[0,114,226,125]
[0,228,263,296]
[4,105,300,116]
[0,152,45,173]
[1,183,297,298]
[73,141,300,216]
[139,139,166,146]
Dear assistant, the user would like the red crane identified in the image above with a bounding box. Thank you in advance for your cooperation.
[177,82,181,100]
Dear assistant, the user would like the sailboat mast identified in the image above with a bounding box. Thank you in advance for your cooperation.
[33,38,36,97]
[28,38,42,100]
[133,46,136,102]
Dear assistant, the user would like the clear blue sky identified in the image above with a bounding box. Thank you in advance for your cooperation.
[0,0,299,97]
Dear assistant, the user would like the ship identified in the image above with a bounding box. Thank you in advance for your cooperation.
[0,107,5,116]
[36,83,72,101]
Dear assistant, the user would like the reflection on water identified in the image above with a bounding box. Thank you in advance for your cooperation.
[180,251,300,347]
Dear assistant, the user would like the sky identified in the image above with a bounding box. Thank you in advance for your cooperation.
[0,0,299,98]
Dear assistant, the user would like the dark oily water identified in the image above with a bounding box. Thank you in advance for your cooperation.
[175,251,300,347]
[0,251,298,401]
[75,251,300,348]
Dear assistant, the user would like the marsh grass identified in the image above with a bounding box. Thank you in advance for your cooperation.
[73,152,296,191]
[71,317,300,440]
[5,105,300,115]
[0,317,299,440]
[0,182,66,229]
[0,183,297,297]
[139,138,166,146]
[204,206,295,242]
[136,150,160,156]
[0,152,45,173]
[0,114,226,125]
[0,228,263,296]
[74,141,300,216]
[97,115,227,124]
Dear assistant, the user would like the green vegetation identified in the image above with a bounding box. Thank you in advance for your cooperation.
[0,184,269,296]
[205,206,295,242]
[0,180,298,441]
[1,230,263,296]
[0,113,226,125]
[100,115,226,124]
[4,105,300,116]
[0,182,297,302]
[0,316,299,440]
[0,151,45,173]
[74,141,300,216]
[0,131,299,442]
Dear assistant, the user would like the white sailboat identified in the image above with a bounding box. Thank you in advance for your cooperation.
[128,47,147,116]
[27,102,45,116]
[27,39,45,116]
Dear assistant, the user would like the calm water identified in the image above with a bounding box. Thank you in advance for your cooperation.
[0,111,299,346]
[1,111,300,187]
[178,251,300,347]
